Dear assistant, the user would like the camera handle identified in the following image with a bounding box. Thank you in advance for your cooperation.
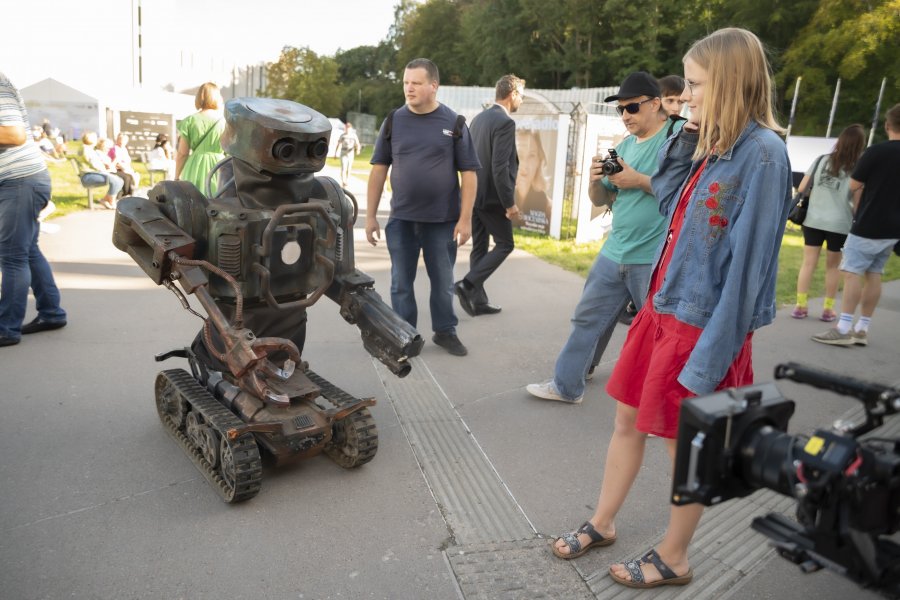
[775,362,900,436]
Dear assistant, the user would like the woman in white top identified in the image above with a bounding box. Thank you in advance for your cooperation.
[791,124,866,321]
[80,131,124,209]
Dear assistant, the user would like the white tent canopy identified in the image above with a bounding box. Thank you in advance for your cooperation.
[21,78,195,155]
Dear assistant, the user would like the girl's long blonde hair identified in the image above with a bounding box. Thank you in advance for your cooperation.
[684,28,784,159]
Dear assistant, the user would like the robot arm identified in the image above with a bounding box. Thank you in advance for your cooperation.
[327,271,423,378]
[113,195,301,405]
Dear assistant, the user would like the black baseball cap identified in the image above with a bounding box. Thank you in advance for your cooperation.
[604,71,661,102]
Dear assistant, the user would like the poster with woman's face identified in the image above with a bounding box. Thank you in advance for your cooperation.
[513,121,558,235]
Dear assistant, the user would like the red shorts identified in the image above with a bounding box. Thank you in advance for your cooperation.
[605,306,754,439]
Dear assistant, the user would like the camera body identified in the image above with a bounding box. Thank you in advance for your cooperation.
[600,148,624,176]
[671,382,795,506]
[672,363,900,596]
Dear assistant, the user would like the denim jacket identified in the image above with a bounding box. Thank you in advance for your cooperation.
[650,121,793,394]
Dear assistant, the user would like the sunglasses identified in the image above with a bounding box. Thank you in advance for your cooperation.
[616,98,655,115]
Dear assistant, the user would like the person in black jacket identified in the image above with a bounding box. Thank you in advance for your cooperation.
[454,74,525,316]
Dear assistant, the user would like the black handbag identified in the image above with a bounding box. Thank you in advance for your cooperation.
[787,192,808,225]
[788,154,825,226]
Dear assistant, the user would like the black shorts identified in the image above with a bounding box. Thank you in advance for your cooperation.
[802,226,847,252]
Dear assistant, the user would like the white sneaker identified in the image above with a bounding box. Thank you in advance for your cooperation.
[526,380,583,404]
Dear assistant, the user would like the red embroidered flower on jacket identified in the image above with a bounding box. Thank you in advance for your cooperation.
[699,179,731,239]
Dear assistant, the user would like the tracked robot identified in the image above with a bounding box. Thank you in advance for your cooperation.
[113,97,423,502]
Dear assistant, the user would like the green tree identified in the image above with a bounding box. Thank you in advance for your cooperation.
[394,0,468,84]
[335,42,403,122]
[263,46,343,117]
[779,0,899,136]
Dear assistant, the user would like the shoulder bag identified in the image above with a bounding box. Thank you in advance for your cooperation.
[788,154,825,226]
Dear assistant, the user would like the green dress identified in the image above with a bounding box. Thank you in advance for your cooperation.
[177,112,225,195]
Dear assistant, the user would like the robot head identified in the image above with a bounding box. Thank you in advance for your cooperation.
[222,98,331,175]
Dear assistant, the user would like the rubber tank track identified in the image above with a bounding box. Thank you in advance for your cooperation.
[306,370,378,468]
[157,369,262,503]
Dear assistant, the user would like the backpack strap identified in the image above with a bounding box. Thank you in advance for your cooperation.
[666,114,687,137]
[452,114,466,139]
[382,108,399,141]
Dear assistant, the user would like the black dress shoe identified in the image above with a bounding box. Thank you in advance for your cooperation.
[0,336,21,347]
[453,281,476,317]
[474,303,502,315]
[432,332,468,356]
[21,317,67,335]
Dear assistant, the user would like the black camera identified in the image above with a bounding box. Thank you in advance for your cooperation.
[600,149,624,175]
[672,362,900,597]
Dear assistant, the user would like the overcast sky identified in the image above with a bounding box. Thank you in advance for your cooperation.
[1,0,405,95]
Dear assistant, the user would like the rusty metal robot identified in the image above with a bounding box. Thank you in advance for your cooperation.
[113,98,423,502]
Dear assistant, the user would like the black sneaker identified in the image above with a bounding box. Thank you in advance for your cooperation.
[432,332,468,356]
[0,336,21,347]
[21,317,67,335]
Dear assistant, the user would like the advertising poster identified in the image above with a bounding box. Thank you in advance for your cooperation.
[512,116,560,235]
[575,114,628,243]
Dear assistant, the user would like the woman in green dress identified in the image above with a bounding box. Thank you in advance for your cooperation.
[175,82,225,195]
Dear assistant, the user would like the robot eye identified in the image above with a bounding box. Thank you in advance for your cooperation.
[308,138,328,160]
[272,138,298,161]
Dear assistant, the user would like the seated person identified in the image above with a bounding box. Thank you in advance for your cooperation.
[80,131,125,209]
[33,127,64,161]
[147,133,176,180]
[95,136,135,197]
[108,133,141,188]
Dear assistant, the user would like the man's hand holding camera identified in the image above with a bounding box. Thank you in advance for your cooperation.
[590,151,652,194]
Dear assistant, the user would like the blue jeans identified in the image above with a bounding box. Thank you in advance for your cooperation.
[0,171,66,339]
[553,254,652,400]
[81,171,124,197]
[385,218,458,334]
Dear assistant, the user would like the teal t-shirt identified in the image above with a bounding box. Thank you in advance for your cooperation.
[600,122,677,264]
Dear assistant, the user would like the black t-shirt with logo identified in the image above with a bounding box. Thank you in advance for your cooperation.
[371,104,481,223]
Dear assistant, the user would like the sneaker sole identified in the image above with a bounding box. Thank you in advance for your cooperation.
[853,337,868,346]
[525,386,583,404]
[811,336,855,347]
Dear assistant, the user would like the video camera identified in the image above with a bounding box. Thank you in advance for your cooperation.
[672,362,900,597]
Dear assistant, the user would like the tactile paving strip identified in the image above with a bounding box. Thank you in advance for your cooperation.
[376,356,535,545]
[446,539,595,600]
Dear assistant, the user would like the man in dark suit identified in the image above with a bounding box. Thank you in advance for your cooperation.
[454,74,524,317]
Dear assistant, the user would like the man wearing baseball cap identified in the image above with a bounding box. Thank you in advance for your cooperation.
[527,71,679,404]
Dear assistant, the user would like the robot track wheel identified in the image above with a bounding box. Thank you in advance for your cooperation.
[155,369,263,503]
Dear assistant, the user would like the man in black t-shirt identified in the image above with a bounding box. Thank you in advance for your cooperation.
[366,58,481,356]
[813,103,900,347]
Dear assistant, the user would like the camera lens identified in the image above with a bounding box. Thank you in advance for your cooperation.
[602,160,623,175]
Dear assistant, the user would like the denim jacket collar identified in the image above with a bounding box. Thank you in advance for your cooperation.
[711,121,760,162]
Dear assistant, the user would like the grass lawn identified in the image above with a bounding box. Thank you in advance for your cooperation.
[325,146,375,174]
[47,147,898,307]
[45,142,153,217]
